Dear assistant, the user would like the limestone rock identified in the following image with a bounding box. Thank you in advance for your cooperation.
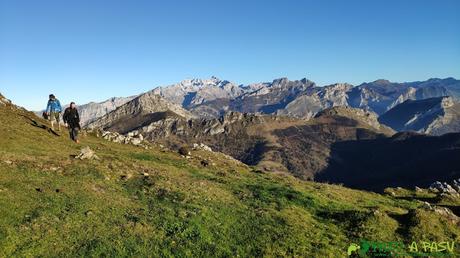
[429,181,459,196]
[76,147,99,160]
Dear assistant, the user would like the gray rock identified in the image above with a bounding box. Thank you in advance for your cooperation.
[0,94,12,106]
[192,143,213,152]
[422,201,432,210]
[429,181,459,195]
[76,147,99,160]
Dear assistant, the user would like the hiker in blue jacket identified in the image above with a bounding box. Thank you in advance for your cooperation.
[46,94,62,131]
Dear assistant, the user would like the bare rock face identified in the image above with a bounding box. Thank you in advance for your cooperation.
[279,83,353,119]
[229,78,316,115]
[151,76,251,108]
[379,96,460,135]
[78,96,136,126]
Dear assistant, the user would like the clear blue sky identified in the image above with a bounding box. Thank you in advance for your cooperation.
[1,0,459,110]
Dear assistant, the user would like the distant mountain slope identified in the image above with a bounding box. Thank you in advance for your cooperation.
[77,96,136,126]
[170,76,459,119]
[348,77,460,115]
[228,78,316,114]
[151,77,255,107]
[378,96,460,135]
[277,83,353,119]
[87,91,194,134]
[156,77,316,118]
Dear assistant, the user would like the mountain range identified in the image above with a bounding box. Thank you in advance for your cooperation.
[78,76,460,131]
[150,76,460,118]
[83,76,460,191]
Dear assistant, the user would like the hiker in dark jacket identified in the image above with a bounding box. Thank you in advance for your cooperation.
[63,102,81,143]
[46,94,62,131]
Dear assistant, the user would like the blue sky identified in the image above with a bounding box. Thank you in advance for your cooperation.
[1,0,459,110]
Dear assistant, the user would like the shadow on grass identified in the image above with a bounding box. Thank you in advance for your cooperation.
[21,114,60,136]
[388,211,415,239]
[393,195,440,203]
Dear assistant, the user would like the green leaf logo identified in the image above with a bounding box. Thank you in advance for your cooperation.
[347,243,360,256]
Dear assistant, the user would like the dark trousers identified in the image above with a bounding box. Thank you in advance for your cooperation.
[69,127,79,141]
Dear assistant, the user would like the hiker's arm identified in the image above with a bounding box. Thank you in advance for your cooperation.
[46,101,51,113]
[63,110,68,124]
[57,100,62,112]
[76,110,81,128]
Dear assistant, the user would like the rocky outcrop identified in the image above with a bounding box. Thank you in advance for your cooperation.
[101,131,145,146]
[75,147,99,160]
[192,143,213,152]
[429,179,460,196]
[0,93,11,106]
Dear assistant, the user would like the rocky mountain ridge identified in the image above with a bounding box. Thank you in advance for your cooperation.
[379,96,460,135]
[81,76,460,133]
[149,76,459,119]
[87,91,194,134]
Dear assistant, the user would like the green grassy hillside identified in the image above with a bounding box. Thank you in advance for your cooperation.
[0,104,459,257]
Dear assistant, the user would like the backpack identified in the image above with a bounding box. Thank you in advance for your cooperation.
[42,112,49,120]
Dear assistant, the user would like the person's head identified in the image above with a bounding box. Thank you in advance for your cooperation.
[70,102,76,109]
[49,94,56,100]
